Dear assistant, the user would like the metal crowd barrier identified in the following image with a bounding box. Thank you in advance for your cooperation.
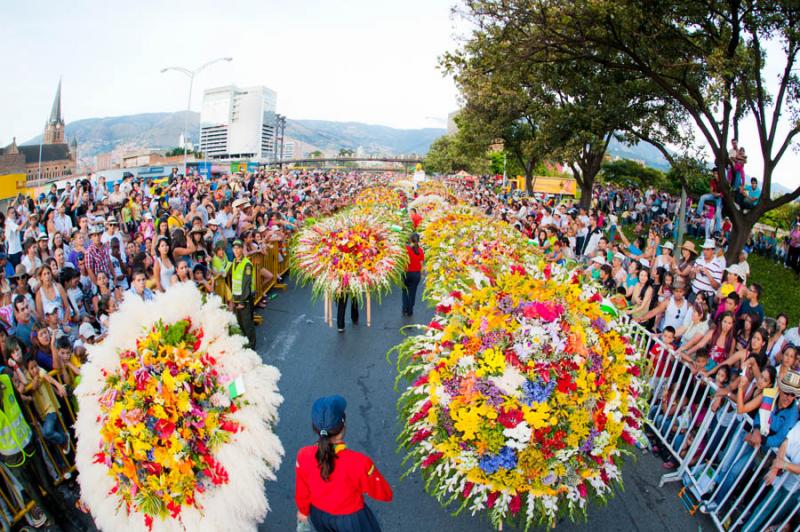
[0,367,79,527]
[210,242,288,305]
[623,315,800,531]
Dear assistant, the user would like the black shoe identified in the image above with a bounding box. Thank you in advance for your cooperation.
[338,328,345,333]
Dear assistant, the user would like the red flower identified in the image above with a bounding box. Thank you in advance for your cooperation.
[409,401,432,424]
[543,263,551,280]
[144,514,153,530]
[435,304,452,314]
[497,408,524,428]
[462,481,474,498]
[578,483,587,498]
[428,320,443,331]
[487,491,499,509]
[412,375,429,387]
[589,293,602,303]
[627,365,641,377]
[154,419,176,440]
[410,429,432,444]
[450,290,463,300]
[93,452,105,464]
[167,500,182,518]
[143,461,162,476]
[557,374,576,394]
[509,494,522,515]
[510,264,527,276]
[621,431,636,446]
[421,452,443,468]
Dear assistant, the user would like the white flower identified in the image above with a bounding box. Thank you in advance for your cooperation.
[503,421,532,450]
[489,366,527,395]
[209,392,231,408]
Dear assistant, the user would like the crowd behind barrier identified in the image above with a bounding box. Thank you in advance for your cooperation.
[0,169,379,529]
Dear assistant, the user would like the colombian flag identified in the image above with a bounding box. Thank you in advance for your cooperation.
[759,386,778,435]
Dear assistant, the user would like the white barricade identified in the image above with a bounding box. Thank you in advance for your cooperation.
[622,316,800,531]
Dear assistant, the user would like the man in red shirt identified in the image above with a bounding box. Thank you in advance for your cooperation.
[296,395,393,530]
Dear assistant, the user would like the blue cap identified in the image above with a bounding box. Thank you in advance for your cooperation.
[311,395,347,436]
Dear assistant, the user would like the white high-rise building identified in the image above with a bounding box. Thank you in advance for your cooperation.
[199,85,277,161]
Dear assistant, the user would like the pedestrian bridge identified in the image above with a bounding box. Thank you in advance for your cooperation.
[263,155,423,167]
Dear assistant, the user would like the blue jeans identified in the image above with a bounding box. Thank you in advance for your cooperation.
[696,194,722,232]
[743,485,796,531]
[714,441,755,505]
[41,412,66,446]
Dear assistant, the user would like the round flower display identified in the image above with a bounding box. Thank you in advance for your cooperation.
[76,284,283,531]
[355,186,407,210]
[395,271,645,529]
[291,212,408,300]
[421,215,538,302]
[408,194,448,218]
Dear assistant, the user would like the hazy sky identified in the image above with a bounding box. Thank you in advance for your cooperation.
[0,0,461,144]
[0,0,797,189]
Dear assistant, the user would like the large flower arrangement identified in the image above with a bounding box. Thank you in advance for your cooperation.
[394,272,646,529]
[416,180,449,197]
[355,186,407,210]
[408,194,448,218]
[291,212,408,301]
[76,284,283,531]
[421,213,538,301]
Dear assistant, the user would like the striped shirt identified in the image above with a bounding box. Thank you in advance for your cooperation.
[691,255,725,294]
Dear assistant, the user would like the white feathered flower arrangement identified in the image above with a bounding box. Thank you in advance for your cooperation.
[74,283,284,531]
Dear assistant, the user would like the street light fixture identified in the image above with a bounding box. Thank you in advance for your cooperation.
[161,57,232,177]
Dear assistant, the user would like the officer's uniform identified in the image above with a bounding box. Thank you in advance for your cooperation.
[230,255,256,348]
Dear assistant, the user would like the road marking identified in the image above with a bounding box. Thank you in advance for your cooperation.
[263,313,306,361]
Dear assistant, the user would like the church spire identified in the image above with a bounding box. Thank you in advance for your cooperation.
[44,77,65,144]
[49,77,63,126]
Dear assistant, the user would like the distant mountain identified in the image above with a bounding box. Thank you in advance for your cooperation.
[286,120,443,155]
[24,112,199,158]
[23,112,445,158]
[606,137,671,170]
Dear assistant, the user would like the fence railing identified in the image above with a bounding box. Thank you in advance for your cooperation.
[210,242,290,305]
[624,315,800,531]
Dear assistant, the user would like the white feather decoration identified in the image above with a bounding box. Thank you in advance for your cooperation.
[74,283,284,531]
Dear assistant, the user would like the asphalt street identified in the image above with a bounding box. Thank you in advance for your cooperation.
[256,277,713,532]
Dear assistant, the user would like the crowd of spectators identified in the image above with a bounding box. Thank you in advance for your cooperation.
[0,169,377,529]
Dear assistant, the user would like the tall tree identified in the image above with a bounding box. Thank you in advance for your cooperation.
[442,37,557,194]
[459,0,800,261]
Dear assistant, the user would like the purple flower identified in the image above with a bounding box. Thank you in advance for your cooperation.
[497,295,514,313]
[474,379,505,407]
[591,317,608,333]
[581,428,599,453]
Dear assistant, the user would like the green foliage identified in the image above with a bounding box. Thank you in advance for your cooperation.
[423,134,489,175]
[760,202,800,230]
[165,147,203,158]
[748,254,800,325]
[601,159,668,189]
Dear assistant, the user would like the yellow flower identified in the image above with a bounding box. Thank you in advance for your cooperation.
[523,402,552,430]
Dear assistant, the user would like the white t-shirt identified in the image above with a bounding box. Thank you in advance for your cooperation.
[4,219,22,255]
[776,422,800,492]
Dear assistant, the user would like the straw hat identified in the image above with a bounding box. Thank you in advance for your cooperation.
[779,370,800,397]
[681,241,698,255]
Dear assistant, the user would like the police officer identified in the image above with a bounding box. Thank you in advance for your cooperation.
[228,239,256,348]
[295,395,393,531]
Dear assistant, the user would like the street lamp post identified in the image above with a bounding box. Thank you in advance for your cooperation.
[161,57,232,177]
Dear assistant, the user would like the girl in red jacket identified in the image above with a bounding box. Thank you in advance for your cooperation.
[295,395,393,531]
